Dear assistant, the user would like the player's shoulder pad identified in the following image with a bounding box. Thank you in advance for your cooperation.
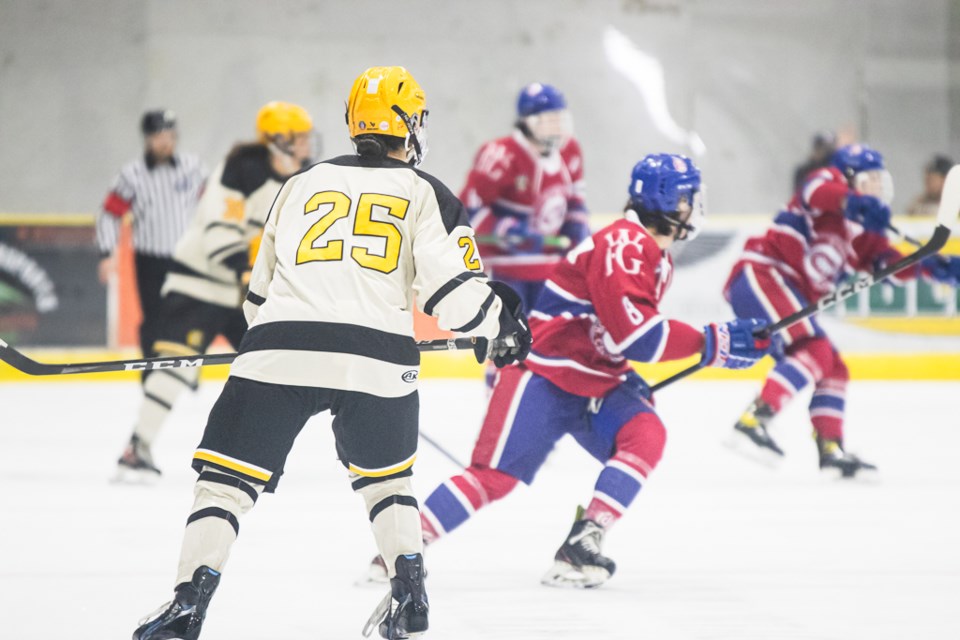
[414,168,471,234]
[220,144,274,197]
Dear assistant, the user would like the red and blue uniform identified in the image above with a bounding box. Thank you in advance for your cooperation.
[724,166,910,440]
[420,212,705,540]
[460,130,589,312]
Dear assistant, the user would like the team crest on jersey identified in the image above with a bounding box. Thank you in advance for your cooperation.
[589,319,625,363]
[401,370,419,383]
[604,228,645,276]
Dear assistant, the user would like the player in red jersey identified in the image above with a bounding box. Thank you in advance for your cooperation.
[725,144,960,478]
[368,154,774,588]
[460,83,590,314]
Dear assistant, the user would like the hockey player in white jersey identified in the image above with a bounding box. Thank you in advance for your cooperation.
[132,66,532,640]
[114,102,314,482]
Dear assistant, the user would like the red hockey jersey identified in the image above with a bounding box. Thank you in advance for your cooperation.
[523,212,705,398]
[460,130,589,281]
[726,166,908,301]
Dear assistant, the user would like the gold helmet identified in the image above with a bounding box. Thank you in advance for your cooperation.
[346,66,428,165]
[256,101,313,143]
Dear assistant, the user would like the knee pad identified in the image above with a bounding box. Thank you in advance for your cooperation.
[354,473,418,521]
[458,466,519,505]
[613,413,666,475]
[186,467,262,537]
[786,336,836,383]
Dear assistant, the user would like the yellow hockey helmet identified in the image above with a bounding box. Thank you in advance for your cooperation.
[256,101,313,142]
[346,66,428,165]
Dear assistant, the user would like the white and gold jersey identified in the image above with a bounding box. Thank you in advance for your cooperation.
[231,154,502,397]
[164,145,285,308]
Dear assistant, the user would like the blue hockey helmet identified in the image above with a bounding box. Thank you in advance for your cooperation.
[832,143,885,177]
[517,83,567,117]
[628,153,704,240]
[831,143,893,203]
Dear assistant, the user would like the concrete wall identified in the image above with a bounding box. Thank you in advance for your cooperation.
[0,0,957,215]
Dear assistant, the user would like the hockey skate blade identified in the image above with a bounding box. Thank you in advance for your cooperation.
[541,560,610,589]
[723,430,784,469]
[110,465,161,486]
[362,591,392,638]
[819,465,882,484]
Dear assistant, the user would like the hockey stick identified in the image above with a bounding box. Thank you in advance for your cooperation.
[649,165,960,393]
[0,336,496,377]
[419,431,468,468]
[475,234,572,250]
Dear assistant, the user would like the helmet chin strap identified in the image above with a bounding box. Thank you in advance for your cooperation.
[390,105,424,166]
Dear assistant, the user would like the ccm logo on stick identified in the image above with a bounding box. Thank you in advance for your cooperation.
[125,359,204,371]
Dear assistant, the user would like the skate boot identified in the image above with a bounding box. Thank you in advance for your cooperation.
[817,436,877,479]
[542,507,616,589]
[728,398,784,464]
[133,566,221,640]
[114,434,161,484]
[363,554,429,639]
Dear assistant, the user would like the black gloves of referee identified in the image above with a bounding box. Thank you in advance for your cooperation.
[473,281,533,368]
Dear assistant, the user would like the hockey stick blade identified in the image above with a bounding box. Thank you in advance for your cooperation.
[0,336,510,377]
[650,166,960,393]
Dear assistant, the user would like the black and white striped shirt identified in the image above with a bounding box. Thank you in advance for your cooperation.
[96,152,207,257]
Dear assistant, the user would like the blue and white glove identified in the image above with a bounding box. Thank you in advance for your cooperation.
[494,217,544,254]
[844,193,891,233]
[922,255,960,286]
[702,318,774,370]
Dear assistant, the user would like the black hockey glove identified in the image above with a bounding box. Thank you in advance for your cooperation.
[473,281,533,368]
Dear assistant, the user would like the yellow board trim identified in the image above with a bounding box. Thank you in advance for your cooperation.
[348,454,417,478]
[153,341,203,357]
[844,317,960,336]
[193,450,272,482]
[1,350,958,382]
[0,212,96,226]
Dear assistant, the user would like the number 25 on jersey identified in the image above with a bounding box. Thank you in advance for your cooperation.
[297,191,409,274]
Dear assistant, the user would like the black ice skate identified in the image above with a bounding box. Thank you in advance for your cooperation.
[542,508,616,589]
[133,565,221,640]
[114,434,162,484]
[818,436,877,479]
[363,554,429,639]
[727,398,784,465]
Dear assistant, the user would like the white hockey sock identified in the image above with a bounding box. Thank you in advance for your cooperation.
[355,475,423,578]
[133,367,198,446]
[175,466,263,586]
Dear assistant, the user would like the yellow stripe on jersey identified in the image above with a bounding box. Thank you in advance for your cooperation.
[193,449,273,483]
[348,453,417,478]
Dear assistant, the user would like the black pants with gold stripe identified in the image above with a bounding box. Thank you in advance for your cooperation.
[192,376,420,492]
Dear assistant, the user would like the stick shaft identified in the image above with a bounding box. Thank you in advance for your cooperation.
[0,336,482,377]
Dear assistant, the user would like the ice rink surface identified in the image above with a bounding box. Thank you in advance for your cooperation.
[2,377,958,639]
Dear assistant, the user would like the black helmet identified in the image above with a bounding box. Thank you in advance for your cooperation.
[141,109,177,135]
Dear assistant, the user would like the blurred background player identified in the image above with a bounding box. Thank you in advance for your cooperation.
[792,130,837,193]
[96,110,207,363]
[114,101,314,482]
[132,65,531,640]
[906,154,954,217]
[725,144,960,478]
[369,154,774,588]
[461,82,589,315]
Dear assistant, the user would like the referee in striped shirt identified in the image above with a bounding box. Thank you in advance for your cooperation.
[97,110,207,358]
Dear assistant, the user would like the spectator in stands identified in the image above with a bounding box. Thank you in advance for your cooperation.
[96,110,207,359]
[905,155,954,217]
[793,130,837,192]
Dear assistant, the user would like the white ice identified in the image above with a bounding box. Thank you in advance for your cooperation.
[1,378,958,639]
